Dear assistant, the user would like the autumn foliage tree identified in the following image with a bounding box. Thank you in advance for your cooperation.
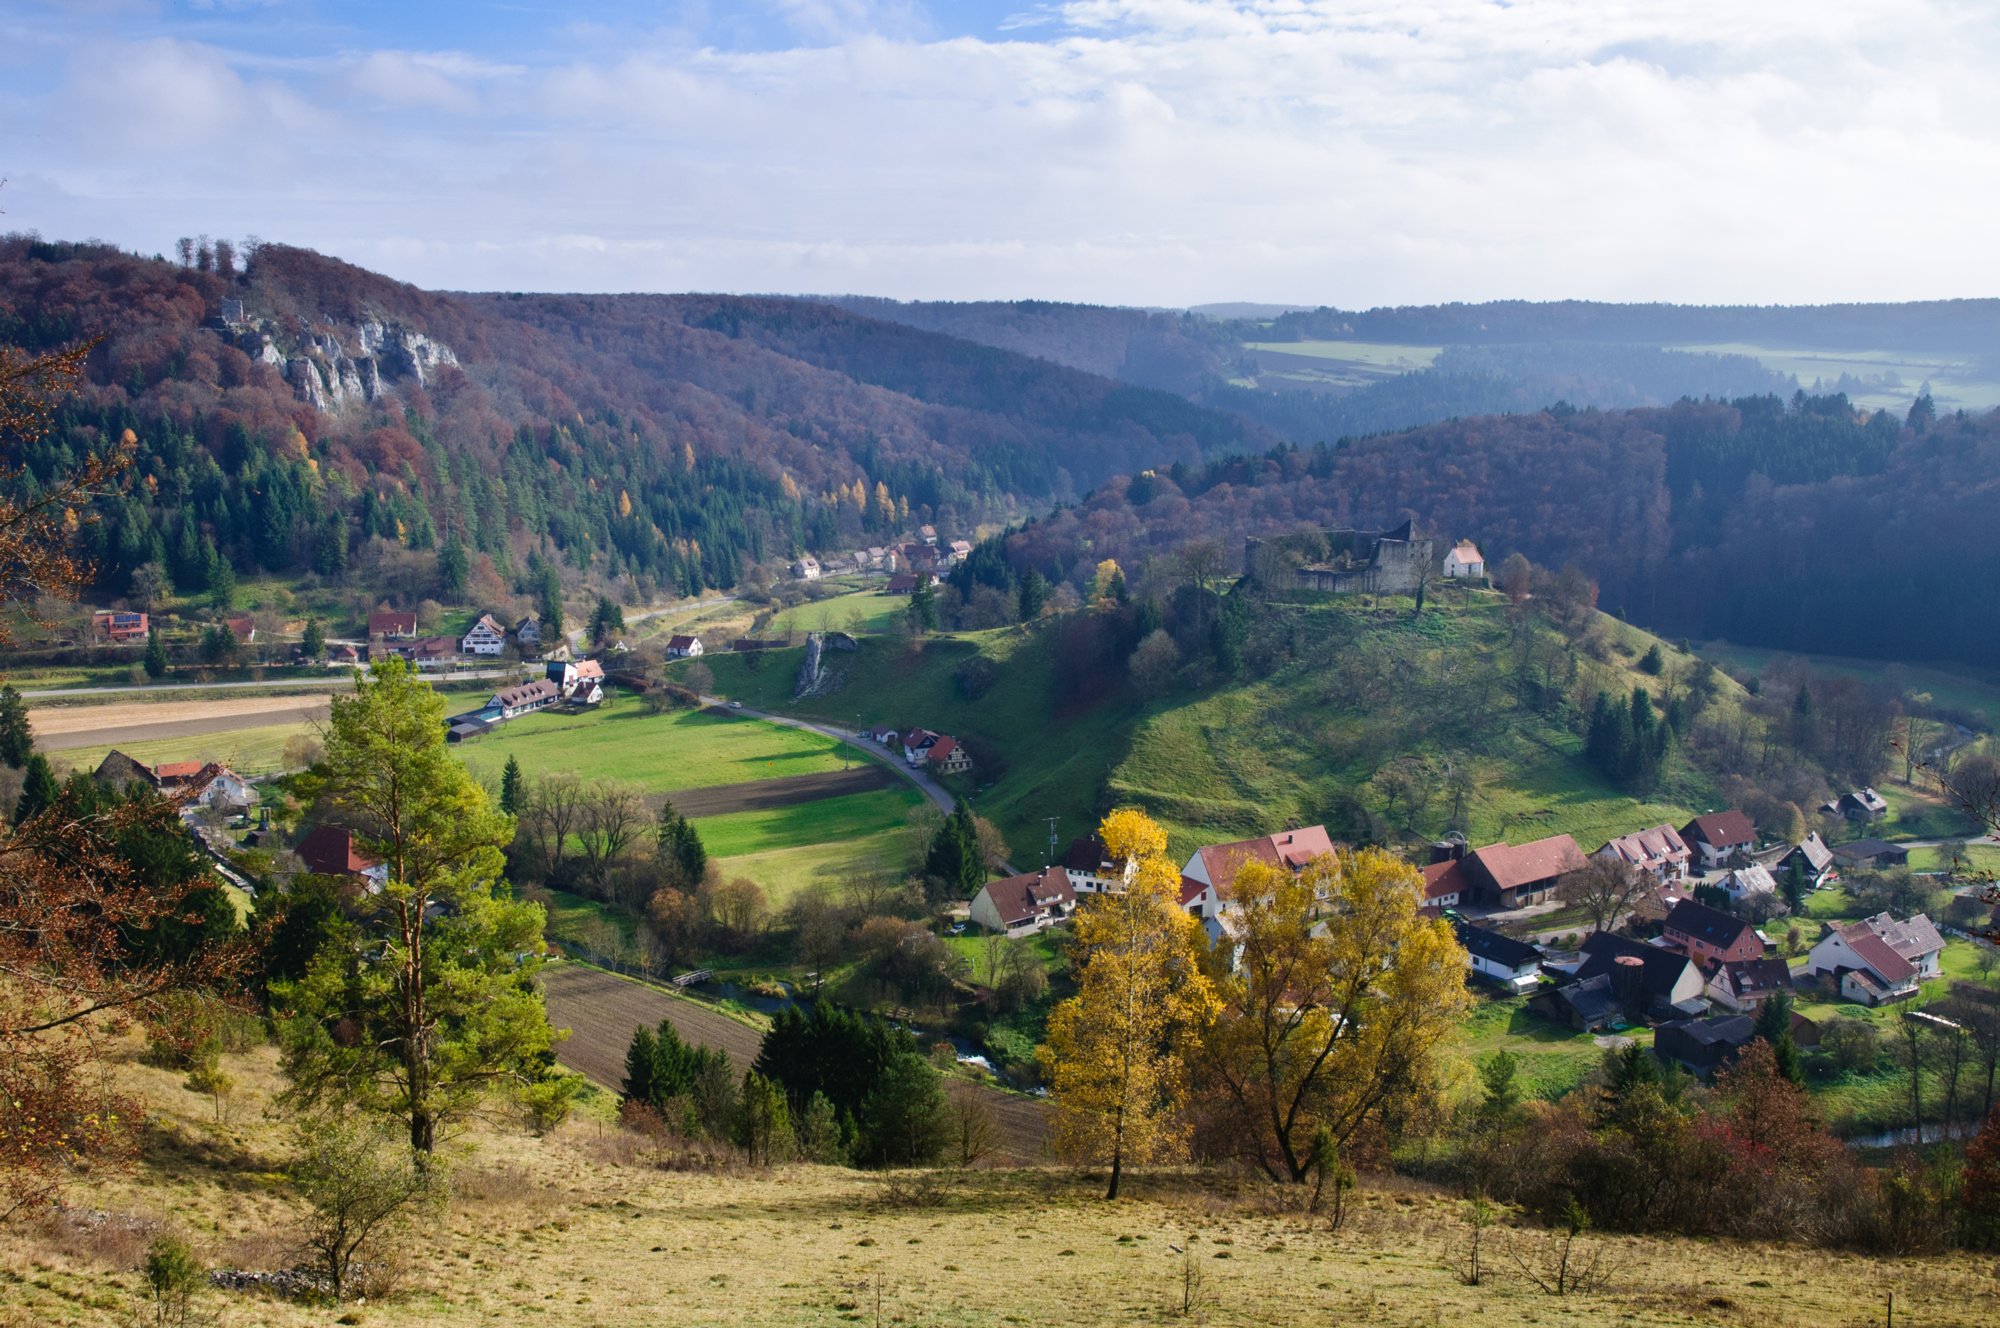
[1198,848,1470,1182]
[1040,808,1217,1199]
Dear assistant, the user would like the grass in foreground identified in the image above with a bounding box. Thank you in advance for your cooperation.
[6,1039,1994,1328]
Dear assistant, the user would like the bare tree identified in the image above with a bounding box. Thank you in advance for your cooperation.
[522,772,586,885]
[576,780,644,888]
[1554,858,1646,935]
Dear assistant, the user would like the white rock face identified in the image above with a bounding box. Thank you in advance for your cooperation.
[280,315,458,411]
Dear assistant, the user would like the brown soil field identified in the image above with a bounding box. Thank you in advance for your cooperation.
[541,962,1049,1164]
[29,694,332,750]
[665,765,891,815]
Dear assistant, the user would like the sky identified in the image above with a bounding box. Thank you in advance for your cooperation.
[2,0,1997,306]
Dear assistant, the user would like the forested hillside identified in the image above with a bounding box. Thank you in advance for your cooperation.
[0,237,1270,611]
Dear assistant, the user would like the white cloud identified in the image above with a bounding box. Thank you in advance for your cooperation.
[8,0,2000,304]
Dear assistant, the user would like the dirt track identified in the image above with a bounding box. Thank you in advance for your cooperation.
[540,962,1050,1164]
[664,766,891,816]
[30,695,331,751]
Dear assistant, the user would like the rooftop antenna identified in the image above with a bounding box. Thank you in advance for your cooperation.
[1045,816,1060,869]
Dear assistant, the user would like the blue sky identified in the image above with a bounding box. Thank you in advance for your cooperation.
[3,1,1997,305]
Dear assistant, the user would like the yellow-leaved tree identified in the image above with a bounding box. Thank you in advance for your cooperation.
[1040,808,1217,1198]
[1199,847,1469,1182]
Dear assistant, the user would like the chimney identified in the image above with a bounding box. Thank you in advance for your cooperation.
[1612,954,1646,1008]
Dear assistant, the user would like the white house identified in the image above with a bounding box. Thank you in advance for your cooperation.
[1704,957,1792,1012]
[1718,864,1777,903]
[1680,810,1757,870]
[1807,912,1944,1006]
[790,556,822,581]
[488,679,560,719]
[461,613,507,656]
[1062,836,1135,894]
[901,728,941,766]
[545,658,605,703]
[1179,826,1337,920]
[1596,824,1692,880]
[1773,833,1837,891]
[1442,539,1486,580]
[665,634,704,659]
[969,866,1076,935]
[1454,922,1542,994]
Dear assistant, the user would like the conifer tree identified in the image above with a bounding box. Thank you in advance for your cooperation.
[301,617,325,662]
[0,683,33,767]
[143,625,168,679]
[500,755,524,816]
[14,752,59,825]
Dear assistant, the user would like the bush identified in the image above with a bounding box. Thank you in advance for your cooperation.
[143,1233,204,1328]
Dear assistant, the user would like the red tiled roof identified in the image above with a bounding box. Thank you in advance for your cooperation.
[154,760,204,781]
[296,824,380,876]
[1839,925,1916,984]
[926,735,959,763]
[368,610,417,635]
[1423,858,1474,902]
[1178,875,1208,907]
[573,659,605,680]
[1600,824,1689,866]
[978,866,1075,927]
[1682,810,1756,848]
[1468,834,1586,893]
[1194,827,1338,893]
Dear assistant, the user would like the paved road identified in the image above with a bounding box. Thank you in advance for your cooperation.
[22,666,524,700]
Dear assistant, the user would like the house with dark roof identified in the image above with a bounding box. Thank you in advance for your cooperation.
[1704,957,1794,1012]
[1442,834,1588,910]
[1772,833,1837,891]
[1830,838,1909,870]
[1573,931,1707,1017]
[1821,787,1890,823]
[1680,810,1757,870]
[1532,972,1626,1032]
[1654,1013,1758,1077]
[92,750,157,791]
[1178,827,1339,919]
[1662,898,1765,967]
[969,866,1077,935]
[1596,824,1691,880]
[1062,836,1133,894]
[1454,922,1543,994]
[488,679,560,719]
[665,634,704,658]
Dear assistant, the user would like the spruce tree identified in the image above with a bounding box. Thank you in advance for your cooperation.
[622,1025,658,1103]
[500,755,524,816]
[0,683,33,767]
[143,625,169,679]
[436,531,468,600]
[301,617,326,662]
[1754,990,1804,1085]
[14,752,59,825]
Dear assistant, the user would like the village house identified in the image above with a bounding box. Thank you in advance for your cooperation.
[294,824,389,887]
[1704,956,1794,1013]
[368,609,418,640]
[1571,931,1708,1018]
[1062,835,1135,894]
[513,615,542,651]
[92,610,149,643]
[885,571,941,595]
[1654,1013,1758,1078]
[923,735,972,775]
[1831,838,1909,871]
[399,636,459,669]
[91,750,157,791]
[488,679,561,719]
[223,613,256,644]
[546,658,605,704]
[1822,788,1890,823]
[665,634,705,658]
[1454,921,1543,994]
[1178,826,1338,920]
[1772,833,1837,891]
[1425,833,1588,911]
[1441,539,1486,579]
[461,613,507,656]
[1717,863,1778,904]
[1806,911,1944,1009]
[1596,824,1692,880]
[969,865,1076,935]
[1533,972,1626,1032]
[947,539,973,565]
[1662,898,1767,967]
[1679,810,1758,870]
[789,555,822,581]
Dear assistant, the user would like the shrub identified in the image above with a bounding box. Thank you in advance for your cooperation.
[143,1233,204,1328]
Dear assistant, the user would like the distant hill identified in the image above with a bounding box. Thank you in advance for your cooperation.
[0,237,1273,610]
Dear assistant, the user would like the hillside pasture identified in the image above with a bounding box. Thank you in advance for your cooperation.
[768,588,906,637]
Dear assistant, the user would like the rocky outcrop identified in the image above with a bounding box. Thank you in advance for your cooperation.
[279,317,460,411]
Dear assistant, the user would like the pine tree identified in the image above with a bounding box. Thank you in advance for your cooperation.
[14,753,59,825]
[436,531,468,599]
[923,801,983,904]
[622,1025,658,1103]
[1017,568,1047,622]
[500,755,524,817]
[1782,853,1808,915]
[589,595,624,646]
[301,617,326,662]
[143,626,168,679]
[0,684,33,768]
[207,554,235,611]
[1754,990,1804,1085]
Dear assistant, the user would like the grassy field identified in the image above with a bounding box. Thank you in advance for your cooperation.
[9,1039,1995,1328]
[1455,996,1644,1103]
[710,826,915,906]
[695,785,922,859]
[1240,339,1443,390]
[693,596,1730,867]
[768,589,906,638]
[453,694,856,795]
[1674,341,2000,414]
[1696,639,2000,730]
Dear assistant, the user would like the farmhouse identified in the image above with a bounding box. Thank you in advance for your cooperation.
[368,609,417,640]
[1772,833,1837,890]
[1429,834,1587,910]
[394,635,458,668]
[1062,835,1134,894]
[1831,838,1909,870]
[885,572,941,594]
[665,635,704,658]
[547,658,605,704]
[969,866,1076,935]
[223,613,257,644]
[1808,911,1943,990]
[1454,922,1542,994]
[461,613,507,656]
[1717,864,1777,904]
[488,679,560,719]
[1662,898,1765,966]
[1680,810,1757,869]
[92,610,149,643]
[92,749,157,791]
[1178,826,1338,919]
[1573,931,1707,1017]
[513,616,542,650]
[789,556,822,581]
[1442,539,1485,579]
[923,735,972,774]
[947,539,973,565]
[1596,824,1691,880]
[1533,973,1625,1032]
